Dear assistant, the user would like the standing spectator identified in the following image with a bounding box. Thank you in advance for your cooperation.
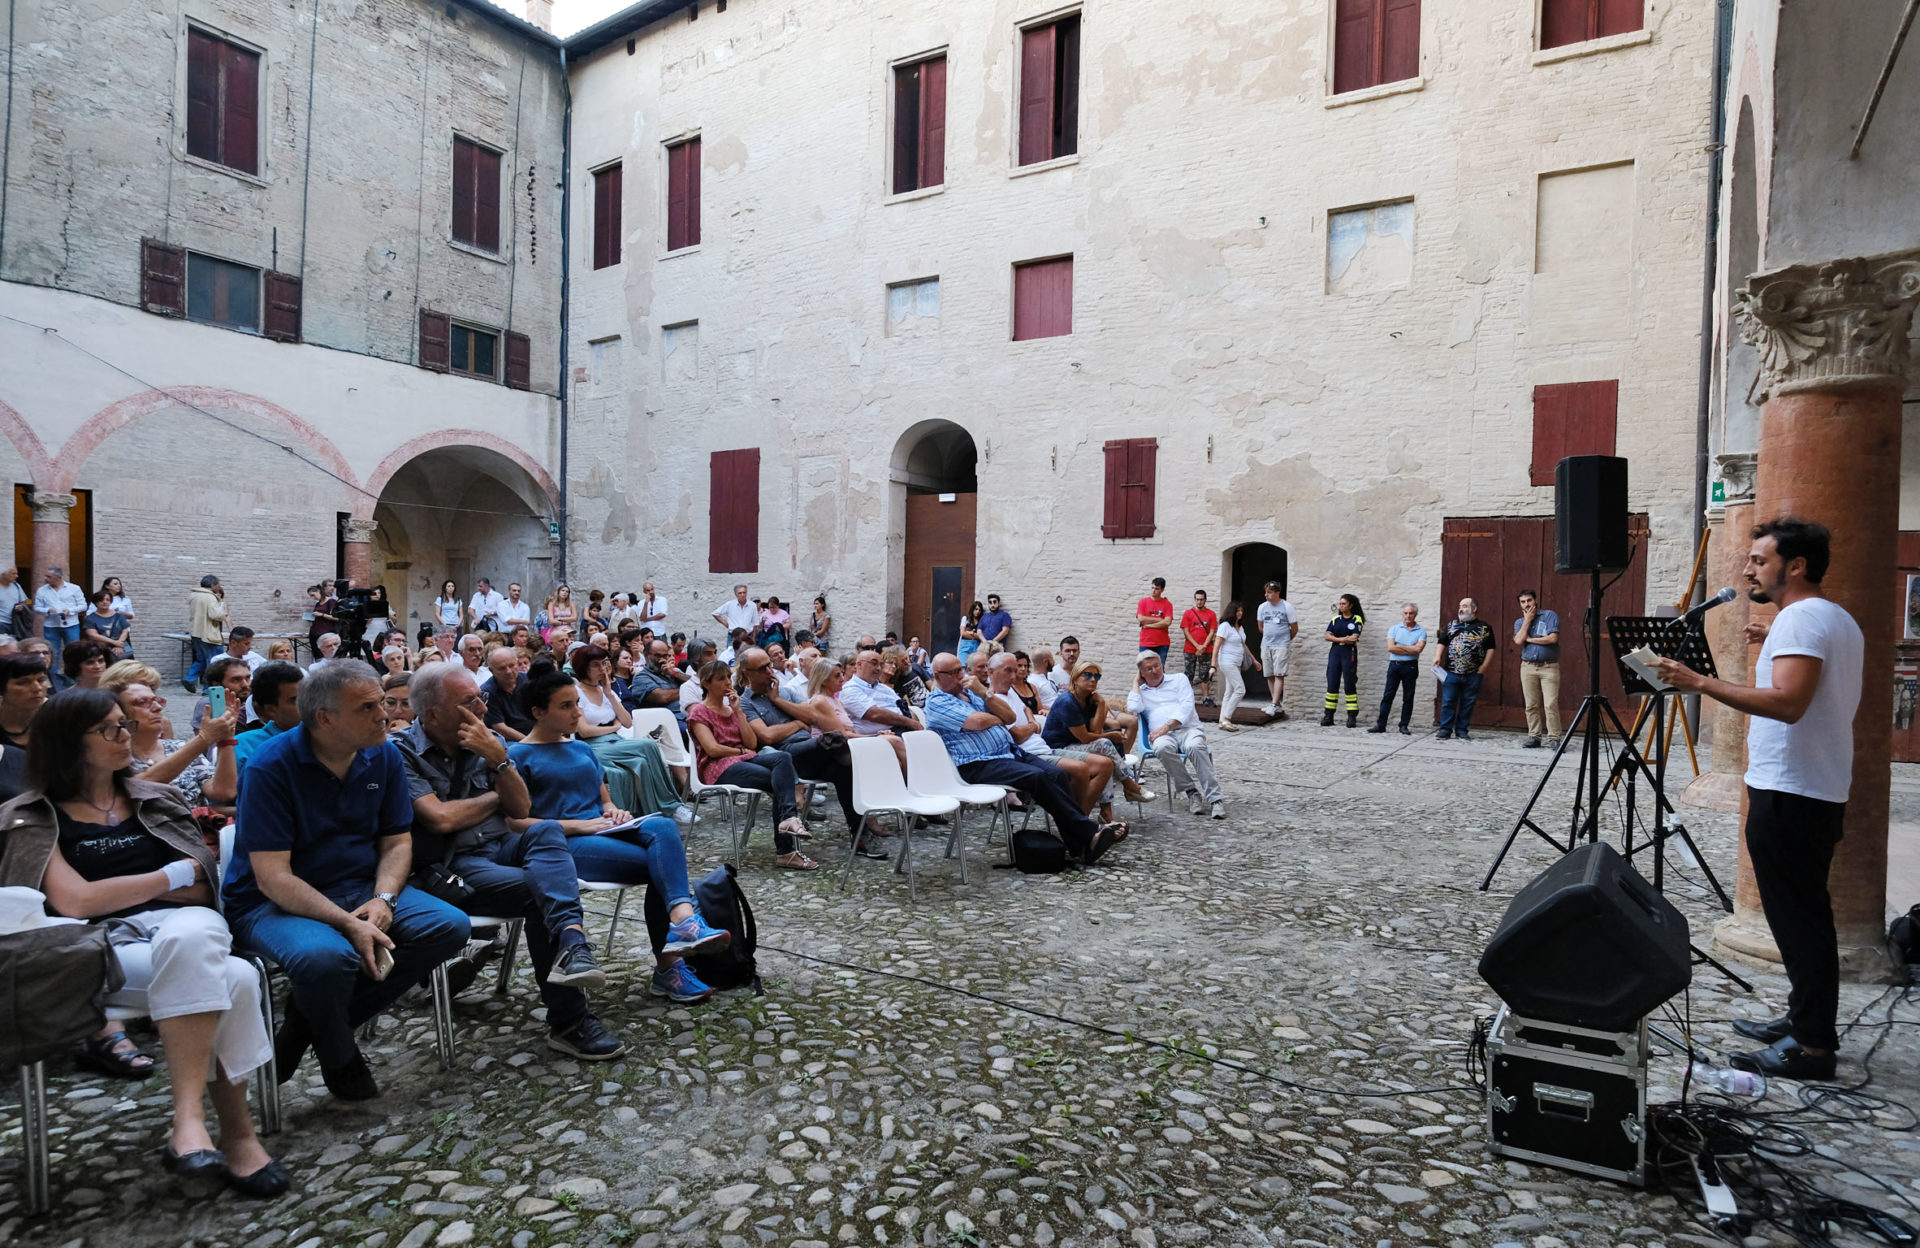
[100,575,137,624]
[1368,603,1428,735]
[84,587,133,658]
[583,590,609,634]
[362,585,392,647]
[978,595,1012,651]
[35,565,88,652]
[1255,582,1298,718]
[1180,590,1219,706]
[431,580,466,636]
[1434,598,1496,741]
[1513,589,1563,749]
[1128,650,1226,819]
[1320,594,1365,728]
[224,625,263,673]
[956,602,985,666]
[0,565,28,640]
[541,584,577,641]
[1212,600,1250,732]
[637,582,669,632]
[500,582,534,628]
[467,579,506,633]
[807,595,832,652]
[1136,578,1175,661]
[309,580,340,651]
[183,574,227,693]
[712,584,758,638]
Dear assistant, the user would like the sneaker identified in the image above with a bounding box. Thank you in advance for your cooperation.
[663,913,732,956]
[1210,801,1226,820]
[1522,736,1543,749]
[320,1051,380,1101]
[1262,704,1278,716]
[673,804,696,826]
[1186,790,1204,816]
[549,1014,629,1061]
[549,942,608,990]
[1201,696,1216,707]
[650,960,714,1003]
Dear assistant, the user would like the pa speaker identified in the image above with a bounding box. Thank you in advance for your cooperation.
[1555,455,1630,574]
[1478,841,1690,1032]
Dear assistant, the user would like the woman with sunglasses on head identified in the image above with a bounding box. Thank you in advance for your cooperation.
[1041,661,1152,806]
[101,660,239,807]
[0,689,287,1195]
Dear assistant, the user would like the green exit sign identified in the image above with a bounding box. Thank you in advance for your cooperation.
[1711,480,1726,504]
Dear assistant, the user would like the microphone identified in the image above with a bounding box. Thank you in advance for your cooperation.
[1668,586,1737,634]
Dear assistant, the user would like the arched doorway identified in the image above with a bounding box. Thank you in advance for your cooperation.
[1226,542,1288,631]
[369,445,557,644]
[893,420,978,655]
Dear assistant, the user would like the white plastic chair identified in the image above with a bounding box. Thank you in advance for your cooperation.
[902,729,1010,885]
[844,736,959,900]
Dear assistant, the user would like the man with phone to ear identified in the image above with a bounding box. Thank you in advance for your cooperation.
[1651,518,1861,1082]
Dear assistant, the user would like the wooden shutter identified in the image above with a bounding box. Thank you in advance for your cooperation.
[892,62,921,195]
[222,42,260,174]
[452,137,476,245]
[592,164,621,268]
[1597,0,1644,37]
[262,270,301,342]
[667,138,700,250]
[1013,256,1073,341]
[1101,442,1127,538]
[1380,0,1420,85]
[419,309,451,372]
[1333,0,1375,93]
[141,239,186,316]
[1101,438,1157,539]
[186,30,222,163]
[708,448,760,574]
[1530,380,1619,486]
[1540,0,1588,49]
[1054,16,1079,158]
[504,331,531,390]
[1018,23,1055,166]
[919,57,946,189]
[474,145,502,252]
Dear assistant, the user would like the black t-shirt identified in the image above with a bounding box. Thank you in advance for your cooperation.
[1042,692,1098,751]
[484,682,533,736]
[56,809,185,918]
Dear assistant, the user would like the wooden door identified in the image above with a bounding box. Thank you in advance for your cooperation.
[1893,532,1920,763]
[1439,514,1649,730]
[903,492,975,657]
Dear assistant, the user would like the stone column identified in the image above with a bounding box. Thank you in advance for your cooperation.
[1685,453,1757,813]
[1713,249,1920,976]
[28,492,77,583]
[341,517,379,590]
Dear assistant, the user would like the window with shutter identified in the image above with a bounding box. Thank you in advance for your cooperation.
[505,331,532,390]
[185,29,261,174]
[891,55,948,194]
[452,136,503,252]
[1541,0,1643,49]
[1101,438,1158,540]
[1013,256,1073,341]
[1333,0,1420,94]
[1017,16,1079,166]
[141,239,187,317]
[186,253,261,332]
[592,164,622,268]
[419,309,451,372]
[449,324,500,380]
[262,270,302,342]
[666,137,701,251]
[1530,381,1619,486]
[708,448,761,574]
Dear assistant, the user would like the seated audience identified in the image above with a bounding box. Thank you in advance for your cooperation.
[1022,650,1059,715]
[803,660,858,738]
[192,655,253,735]
[102,661,239,806]
[987,652,1117,821]
[841,650,920,736]
[1127,651,1225,819]
[380,646,410,677]
[414,645,442,669]
[1041,660,1151,808]
[573,644,684,815]
[2,689,287,1195]
[266,640,295,664]
[310,633,341,667]
[1050,637,1081,689]
[881,646,927,708]
[686,660,816,870]
[617,640,688,730]
[235,663,305,771]
[458,634,489,687]
[0,652,51,800]
[83,588,133,658]
[483,648,532,740]
[923,654,1127,865]
[61,638,113,691]
[783,648,819,701]
[736,647,857,829]
[508,671,730,1004]
[225,626,263,673]
[223,662,470,1101]
[380,672,413,732]
[906,636,930,675]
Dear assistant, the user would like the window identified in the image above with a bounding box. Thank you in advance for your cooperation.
[1013,256,1072,340]
[709,448,760,574]
[186,253,261,333]
[1531,381,1618,486]
[666,137,701,252]
[663,321,699,382]
[450,323,499,380]
[418,311,526,386]
[1541,0,1643,50]
[452,136,503,252]
[1332,0,1420,95]
[592,163,623,269]
[892,55,947,193]
[1326,200,1414,293]
[186,28,260,174]
[1017,14,1080,166]
[1101,439,1157,540]
[886,277,940,333]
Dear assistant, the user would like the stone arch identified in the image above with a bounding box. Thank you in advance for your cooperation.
[889,418,979,651]
[362,430,559,521]
[0,396,57,487]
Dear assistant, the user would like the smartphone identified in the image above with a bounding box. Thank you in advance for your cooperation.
[208,686,227,719]
[372,945,395,981]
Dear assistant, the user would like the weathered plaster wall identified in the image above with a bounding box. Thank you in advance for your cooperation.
[565,0,1715,681]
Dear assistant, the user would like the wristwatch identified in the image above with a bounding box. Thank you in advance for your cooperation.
[374,891,399,906]
[492,757,515,773]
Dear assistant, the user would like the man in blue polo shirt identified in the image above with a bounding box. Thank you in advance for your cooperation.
[224,660,469,1101]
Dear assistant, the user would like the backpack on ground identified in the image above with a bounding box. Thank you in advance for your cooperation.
[1007,824,1069,875]
[685,863,761,993]
[1889,903,1920,970]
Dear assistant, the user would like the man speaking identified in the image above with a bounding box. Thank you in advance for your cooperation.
[1653,518,1861,1082]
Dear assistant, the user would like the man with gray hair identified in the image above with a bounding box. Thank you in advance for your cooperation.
[712,584,757,636]
[1368,602,1428,736]
[1434,597,1496,741]
[458,633,489,687]
[1127,650,1225,819]
[224,660,470,1101]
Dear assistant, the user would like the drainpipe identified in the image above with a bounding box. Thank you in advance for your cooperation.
[1692,0,1735,600]
[556,45,572,583]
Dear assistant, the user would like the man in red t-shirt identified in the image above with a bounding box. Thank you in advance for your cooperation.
[1137,578,1174,661]
[1180,589,1219,706]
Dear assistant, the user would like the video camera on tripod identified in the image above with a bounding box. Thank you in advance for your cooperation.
[333,586,378,662]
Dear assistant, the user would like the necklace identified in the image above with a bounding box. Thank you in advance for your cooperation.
[78,789,120,826]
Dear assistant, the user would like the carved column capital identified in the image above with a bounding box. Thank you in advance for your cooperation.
[340,517,379,544]
[27,491,77,521]
[1715,452,1758,504]
[1735,248,1920,400]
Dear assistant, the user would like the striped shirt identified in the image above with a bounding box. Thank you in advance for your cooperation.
[924,689,1015,766]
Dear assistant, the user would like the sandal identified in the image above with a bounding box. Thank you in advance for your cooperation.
[778,816,811,841]
[1084,822,1130,867]
[775,851,820,870]
[77,1029,156,1079]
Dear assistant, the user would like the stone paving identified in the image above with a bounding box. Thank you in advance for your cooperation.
[5,717,1920,1248]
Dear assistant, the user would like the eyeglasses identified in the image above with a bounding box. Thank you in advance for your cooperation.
[1082,672,1103,682]
[86,720,132,742]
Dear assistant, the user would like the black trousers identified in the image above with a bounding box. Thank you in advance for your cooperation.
[779,736,857,828]
[1744,785,1845,1052]
[1374,661,1420,729]
[958,755,1098,857]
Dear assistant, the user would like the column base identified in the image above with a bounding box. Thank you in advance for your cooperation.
[1679,770,1743,813]
[1712,909,1780,967]
[1711,912,1901,982]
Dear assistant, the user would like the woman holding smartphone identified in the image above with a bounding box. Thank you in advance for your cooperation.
[687,660,815,869]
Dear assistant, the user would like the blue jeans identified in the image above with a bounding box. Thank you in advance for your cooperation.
[567,814,696,922]
[42,624,79,652]
[230,884,469,1070]
[453,821,596,1030]
[1438,671,1483,737]
[715,750,801,849]
[185,637,222,685]
[1145,645,1170,663]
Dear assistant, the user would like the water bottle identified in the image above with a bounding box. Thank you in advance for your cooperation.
[1687,1063,1766,1099]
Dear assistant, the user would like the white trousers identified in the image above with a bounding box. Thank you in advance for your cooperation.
[1218,663,1247,721]
[105,906,271,1082]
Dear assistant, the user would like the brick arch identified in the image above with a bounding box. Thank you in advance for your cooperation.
[51,387,360,497]
[360,430,560,521]
[0,397,57,487]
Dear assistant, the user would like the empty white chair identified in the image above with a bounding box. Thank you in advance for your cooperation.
[844,736,959,900]
[902,729,1009,884]
[627,708,693,775]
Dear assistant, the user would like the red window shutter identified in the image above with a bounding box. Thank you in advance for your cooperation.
[1531,381,1618,485]
[667,139,700,250]
[222,42,259,174]
[1013,256,1073,341]
[474,145,502,252]
[1597,0,1643,37]
[892,62,921,195]
[1333,0,1376,93]
[419,309,451,372]
[1101,441,1127,539]
[919,57,946,189]
[141,239,186,316]
[504,331,532,390]
[592,165,621,268]
[1127,439,1159,539]
[1018,24,1056,166]
[685,138,701,247]
[1054,16,1080,158]
[186,30,222,163]
[452,138,476,245]
[262,270,301,342]
[1380,0,1420,85]
[708,448,760,573]
[1540,0,1588,49]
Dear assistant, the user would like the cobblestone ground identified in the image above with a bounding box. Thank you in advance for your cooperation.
[6,719,1920,1248]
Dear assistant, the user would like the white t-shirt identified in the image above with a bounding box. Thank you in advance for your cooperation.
[499,598,533,626]
[714,598,758,634]
[1745,597,1863,804]
[993,691,1052,757]
[1255,599,1295,649]
[637,595,670,627]
[469,590,506,626]
[1216,622,1249,669]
